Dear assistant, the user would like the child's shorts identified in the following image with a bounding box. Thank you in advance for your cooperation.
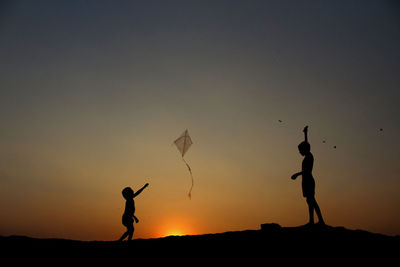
[122,214,134,228]
[302,176,315,198]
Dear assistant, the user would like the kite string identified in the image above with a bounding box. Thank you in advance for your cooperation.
[182,157,194,200]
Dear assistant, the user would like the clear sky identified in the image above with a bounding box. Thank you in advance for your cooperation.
[0,0,399,240]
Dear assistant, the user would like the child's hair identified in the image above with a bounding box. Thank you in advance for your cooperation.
[122,187,134,199]
[298,141,311,153]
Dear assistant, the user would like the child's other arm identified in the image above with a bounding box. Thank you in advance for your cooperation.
[291,172,302,180]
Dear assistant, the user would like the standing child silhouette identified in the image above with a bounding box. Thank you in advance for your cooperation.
[291,126,325,226]
[119,183,149,241]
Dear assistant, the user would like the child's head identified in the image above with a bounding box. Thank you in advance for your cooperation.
[298,141,310,156]
[122,187,134,200]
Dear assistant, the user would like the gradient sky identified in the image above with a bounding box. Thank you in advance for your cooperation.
[1,0,399,240]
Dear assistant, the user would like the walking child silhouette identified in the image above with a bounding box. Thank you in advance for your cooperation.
[291,126,325,226]
[119,183,149,241]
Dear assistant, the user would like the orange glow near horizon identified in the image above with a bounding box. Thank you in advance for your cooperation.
[164,230,185,237]
[158,218,195,237]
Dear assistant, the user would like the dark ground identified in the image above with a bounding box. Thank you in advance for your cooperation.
[1,223,398,264]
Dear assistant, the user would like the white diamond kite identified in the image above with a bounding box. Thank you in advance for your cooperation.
[173,129,194,199]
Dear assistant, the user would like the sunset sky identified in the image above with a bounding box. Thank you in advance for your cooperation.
[1,0,399,240]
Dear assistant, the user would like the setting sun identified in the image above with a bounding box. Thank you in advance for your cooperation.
[165,230,185,237]
[159,218,195,238]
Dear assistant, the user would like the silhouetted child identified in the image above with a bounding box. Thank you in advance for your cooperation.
[291,126,325,226]
[119,183,149,241]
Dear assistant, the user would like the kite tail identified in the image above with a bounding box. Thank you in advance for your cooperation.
[182,157,194,200]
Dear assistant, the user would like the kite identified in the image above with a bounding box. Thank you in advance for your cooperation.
[173,129,194,199]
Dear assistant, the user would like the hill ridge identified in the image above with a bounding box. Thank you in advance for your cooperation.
[1,223,398,263]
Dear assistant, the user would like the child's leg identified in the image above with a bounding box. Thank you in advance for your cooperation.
[306,197,315,224]
[127,223,134,241]
[313,199,325,224]
[119,230,129,241]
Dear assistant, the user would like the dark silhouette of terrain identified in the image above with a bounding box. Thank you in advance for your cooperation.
[1,224,398,263]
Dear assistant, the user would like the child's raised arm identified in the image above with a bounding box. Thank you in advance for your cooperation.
[303,126,309,143]
[133,183,149,198]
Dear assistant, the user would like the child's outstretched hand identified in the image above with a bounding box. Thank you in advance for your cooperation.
[291,173,299,180]
[134,216,139,223]
[144,183,149,188]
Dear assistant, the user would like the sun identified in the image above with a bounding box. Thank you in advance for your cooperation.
[165,229,185,237]
[159,217,194,237]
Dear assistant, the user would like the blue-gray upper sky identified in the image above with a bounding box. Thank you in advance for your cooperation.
[1,1,399,129]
